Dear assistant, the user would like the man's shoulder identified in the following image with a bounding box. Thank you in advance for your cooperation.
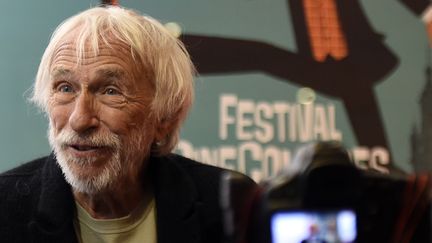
[0,156,48,194]
[0,156,49,227]
[0,156,47,178]
[160,153,254,193]
[166,153,226,173]
[162,153,231,183]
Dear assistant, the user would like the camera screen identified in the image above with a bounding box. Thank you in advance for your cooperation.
[271,210,356,243]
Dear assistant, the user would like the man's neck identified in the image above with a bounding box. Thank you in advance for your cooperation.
[73,174,151,219]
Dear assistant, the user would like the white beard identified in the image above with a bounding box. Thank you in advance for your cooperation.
[48,125,122,194]
[48,123,148,194]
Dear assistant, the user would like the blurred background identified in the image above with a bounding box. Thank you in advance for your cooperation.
[0,0,430,181]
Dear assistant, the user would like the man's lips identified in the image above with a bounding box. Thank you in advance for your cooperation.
[65,144,111,157]
[70,144,101,151]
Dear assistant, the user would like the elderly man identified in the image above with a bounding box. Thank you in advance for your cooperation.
[0,6,236,243]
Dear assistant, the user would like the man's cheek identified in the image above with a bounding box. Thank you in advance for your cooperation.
[49,108,69,132]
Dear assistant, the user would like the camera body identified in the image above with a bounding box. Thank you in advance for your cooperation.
[221,142,432,243]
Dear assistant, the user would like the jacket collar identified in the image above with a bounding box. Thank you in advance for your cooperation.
[29,154,202,243]
[150,154,202,243]
[28,154,78,243]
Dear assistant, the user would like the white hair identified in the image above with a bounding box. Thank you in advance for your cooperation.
[32,6,195,155]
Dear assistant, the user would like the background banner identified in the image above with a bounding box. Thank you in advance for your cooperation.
[0,0,430,181]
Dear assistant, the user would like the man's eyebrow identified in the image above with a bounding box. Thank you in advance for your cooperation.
[51,68,72,80]
[95,68,126,79]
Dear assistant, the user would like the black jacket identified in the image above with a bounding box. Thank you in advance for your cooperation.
[0,153,227,243]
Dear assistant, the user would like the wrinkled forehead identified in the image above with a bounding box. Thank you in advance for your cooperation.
[52,27,133,64]
[50,29,153,81]
[52,40,133,66]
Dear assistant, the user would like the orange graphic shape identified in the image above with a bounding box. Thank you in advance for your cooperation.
[303,0,348,62]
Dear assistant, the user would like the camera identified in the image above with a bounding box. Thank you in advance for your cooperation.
[220,142,432,243]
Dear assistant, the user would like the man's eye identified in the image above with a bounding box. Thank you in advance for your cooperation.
[104,88,120,95]
[57,84,74,93]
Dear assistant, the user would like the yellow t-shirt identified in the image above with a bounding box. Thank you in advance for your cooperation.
[74,198,157,243]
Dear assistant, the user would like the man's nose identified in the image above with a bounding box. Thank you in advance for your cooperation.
[69,92,99,134]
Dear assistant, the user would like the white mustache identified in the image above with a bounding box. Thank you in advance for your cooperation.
[55,129,121,150]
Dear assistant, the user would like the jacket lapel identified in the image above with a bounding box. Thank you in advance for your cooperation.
[27,154,203,243]
[151,155,202,243]
[27,154,78,243]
